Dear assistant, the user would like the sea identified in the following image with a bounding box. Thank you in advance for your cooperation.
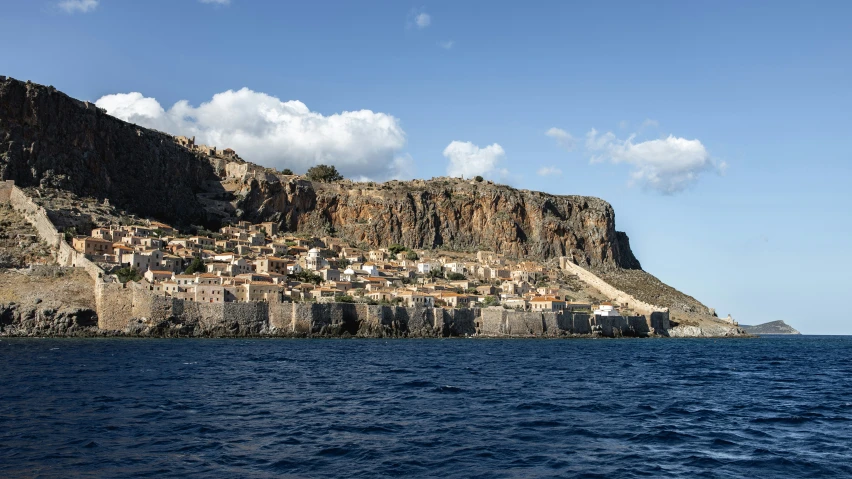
[1,336,850,478]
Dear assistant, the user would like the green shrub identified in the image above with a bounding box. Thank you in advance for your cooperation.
[184,257,205,274]
[115,267,141,283]
[481,296,499,307]
[291,270,322,285]
[306,164,343,182]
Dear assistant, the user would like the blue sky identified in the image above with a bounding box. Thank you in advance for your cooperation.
[3,0,851,333]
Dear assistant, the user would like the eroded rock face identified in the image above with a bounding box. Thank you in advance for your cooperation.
[665,324,748,338]
[236,178,642,268]
[0,303,99,337]
[0,78,221,227]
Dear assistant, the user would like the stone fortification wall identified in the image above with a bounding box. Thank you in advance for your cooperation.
[95,281,134,330]
[439,308,477,337]
[477,308,656,338]
[560,258,666,318]
[96,282,664,338]
[0,180,12,203]
[5,182,63,248]
[96,280,270,335]
[1,181,104,280]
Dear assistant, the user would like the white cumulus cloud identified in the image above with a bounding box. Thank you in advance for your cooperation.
[58,0,98,13]
[545,127,575,151]
[443,141,508,180]
[585,129,726,194]
[199,0,230,4]
[439,40,454,50]
[95,88,410,180]
[415,12,431,28]
[537,166,562,177]
[407,9,431,29]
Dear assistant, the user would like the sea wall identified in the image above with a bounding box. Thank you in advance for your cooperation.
[476,308,656,337]
[94,280,664,338]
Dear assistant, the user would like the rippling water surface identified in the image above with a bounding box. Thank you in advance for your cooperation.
[1,336,851,478]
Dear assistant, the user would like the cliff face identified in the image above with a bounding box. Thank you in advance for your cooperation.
[0,76,639,267]
[236,177,641,268]
[0,77,220,227]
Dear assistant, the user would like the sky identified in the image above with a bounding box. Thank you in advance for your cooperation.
[2,0,851,334]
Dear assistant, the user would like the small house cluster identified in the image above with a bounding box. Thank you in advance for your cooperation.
[72,220,604,312]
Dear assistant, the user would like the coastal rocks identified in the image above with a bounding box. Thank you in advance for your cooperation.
[665,324,747,338]
[0,302,99,336]
[1,293,743,339]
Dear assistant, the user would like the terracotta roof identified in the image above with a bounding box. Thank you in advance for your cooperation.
[80,237,113,243]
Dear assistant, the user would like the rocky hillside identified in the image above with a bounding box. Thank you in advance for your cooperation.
[0,76,639,269]
[0,203,53,268]
[0,77,222,227]
[741,320,801,335]
[596,267,714,318]
[0,267,98,337]
[235,176,641,268]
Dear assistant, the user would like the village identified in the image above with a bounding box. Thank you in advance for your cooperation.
[70,219,622,316]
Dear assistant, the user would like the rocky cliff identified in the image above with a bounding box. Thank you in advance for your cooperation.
[235,176,641,268]
[0,76,640,268]
[0,77,222,227]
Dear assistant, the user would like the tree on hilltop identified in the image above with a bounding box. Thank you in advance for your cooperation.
[306,164,343,183]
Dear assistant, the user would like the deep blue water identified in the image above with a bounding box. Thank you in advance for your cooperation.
[1,336,851,478]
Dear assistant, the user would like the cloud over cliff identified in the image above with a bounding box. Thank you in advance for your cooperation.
[585,129,725,194]
[95,88,410,180]
[443,141,508,180]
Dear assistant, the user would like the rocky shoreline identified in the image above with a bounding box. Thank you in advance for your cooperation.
[1,302,746,339]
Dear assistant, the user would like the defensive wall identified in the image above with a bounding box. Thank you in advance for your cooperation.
[95,279,669,338]
[0,181,104,280]
[559,256,667,318]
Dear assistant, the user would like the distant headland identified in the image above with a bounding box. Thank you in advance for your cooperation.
[740,321,801,335]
